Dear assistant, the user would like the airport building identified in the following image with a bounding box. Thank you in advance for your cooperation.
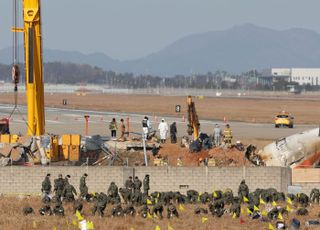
[272,68,320,86]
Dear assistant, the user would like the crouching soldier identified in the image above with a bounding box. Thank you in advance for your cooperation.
[139,205,151,218]
[167,203,179,219]
[152,202,164,219]
[73,199,83,214]
[111,204,124,217]
[123,203,136,216]
[53,203,64,216]
[92,192,108,217]
[119,187,132,204]
[297,208,308,216]
[23,206,34,215]
[297,193,309,207]
[187,190,199,204]
[230,197,241,218]
[39,205,52,216]
[209,199,225,218]
[194,206,208,214]
[51,196,64,216]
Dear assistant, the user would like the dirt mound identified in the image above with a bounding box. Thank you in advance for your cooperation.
[154,143,251,167]
[208,147,251,167]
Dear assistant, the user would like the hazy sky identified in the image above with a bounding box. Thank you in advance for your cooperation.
[0,0,320,60]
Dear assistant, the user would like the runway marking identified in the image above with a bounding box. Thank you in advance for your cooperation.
[46,120,63,124]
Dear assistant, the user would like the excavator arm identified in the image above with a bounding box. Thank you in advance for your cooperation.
[187,96,200,140]
[23,0,45,135]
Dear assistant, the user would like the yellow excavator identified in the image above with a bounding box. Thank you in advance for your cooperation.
[186,96,200,140]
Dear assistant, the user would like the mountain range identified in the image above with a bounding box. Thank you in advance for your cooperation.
[1,24,320,76]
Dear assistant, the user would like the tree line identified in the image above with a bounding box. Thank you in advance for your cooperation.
[0,62,315,91]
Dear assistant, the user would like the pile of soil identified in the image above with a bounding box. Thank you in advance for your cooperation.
[152,143,251,167]
[208,147,252,167]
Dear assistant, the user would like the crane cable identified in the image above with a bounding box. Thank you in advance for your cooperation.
[8,0,31,132]
[10,0,19,117]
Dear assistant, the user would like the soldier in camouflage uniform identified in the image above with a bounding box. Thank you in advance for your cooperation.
[151,202,164,219]
[79,173,88,200]
[267,207,288,220]
[63,181,77,202]
[139,204,150,218]
[222,189,234,205]
[111,204,124,217]
[143,174,150,196]
[39,205,52,216]
[200,192,212,204]
[134,176,142,193]
[132,190,142,206]
[187,190,199,204]
[123,203,136,216]
[73,199,83,214]
[23,206,34,215]
[230,197,241,218]
[297,193,309,207]
[209,199,225,217]
[238,180,249,202]
[54,174,65,199]
[248,192,260,208]
[107,182,121,204]
[119,187,132,204]
[194,206,208,214]
[297,207,308,215]
[52,197,64,216]
[41,174,52,196]
[108,182,118,197]
[92,192,108,217]
[310,188,320,204]
[125,176,134,194]
[167,202,179,219]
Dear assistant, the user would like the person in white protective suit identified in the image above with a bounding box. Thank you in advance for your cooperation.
[158,118,169,143]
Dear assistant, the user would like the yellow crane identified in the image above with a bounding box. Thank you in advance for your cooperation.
[0,0,120,166]
[23,0,45,136]
[4,0,77,164]
[12,0,45,136]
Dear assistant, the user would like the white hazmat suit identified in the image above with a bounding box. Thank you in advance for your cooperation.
[158,119,169,143]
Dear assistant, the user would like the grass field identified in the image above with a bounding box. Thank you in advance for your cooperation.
[0,196,319,230]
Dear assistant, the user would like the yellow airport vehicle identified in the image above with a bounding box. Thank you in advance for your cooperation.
[274,111,294,128]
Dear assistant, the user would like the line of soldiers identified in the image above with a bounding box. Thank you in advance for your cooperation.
[27,174,320,227]
[42,173,89,202]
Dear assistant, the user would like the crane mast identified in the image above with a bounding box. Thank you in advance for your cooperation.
[23,0,45,135]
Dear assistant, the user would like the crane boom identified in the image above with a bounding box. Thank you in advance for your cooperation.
[23,0,45,135]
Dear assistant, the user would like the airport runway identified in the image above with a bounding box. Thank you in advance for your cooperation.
[0,104,316,144]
